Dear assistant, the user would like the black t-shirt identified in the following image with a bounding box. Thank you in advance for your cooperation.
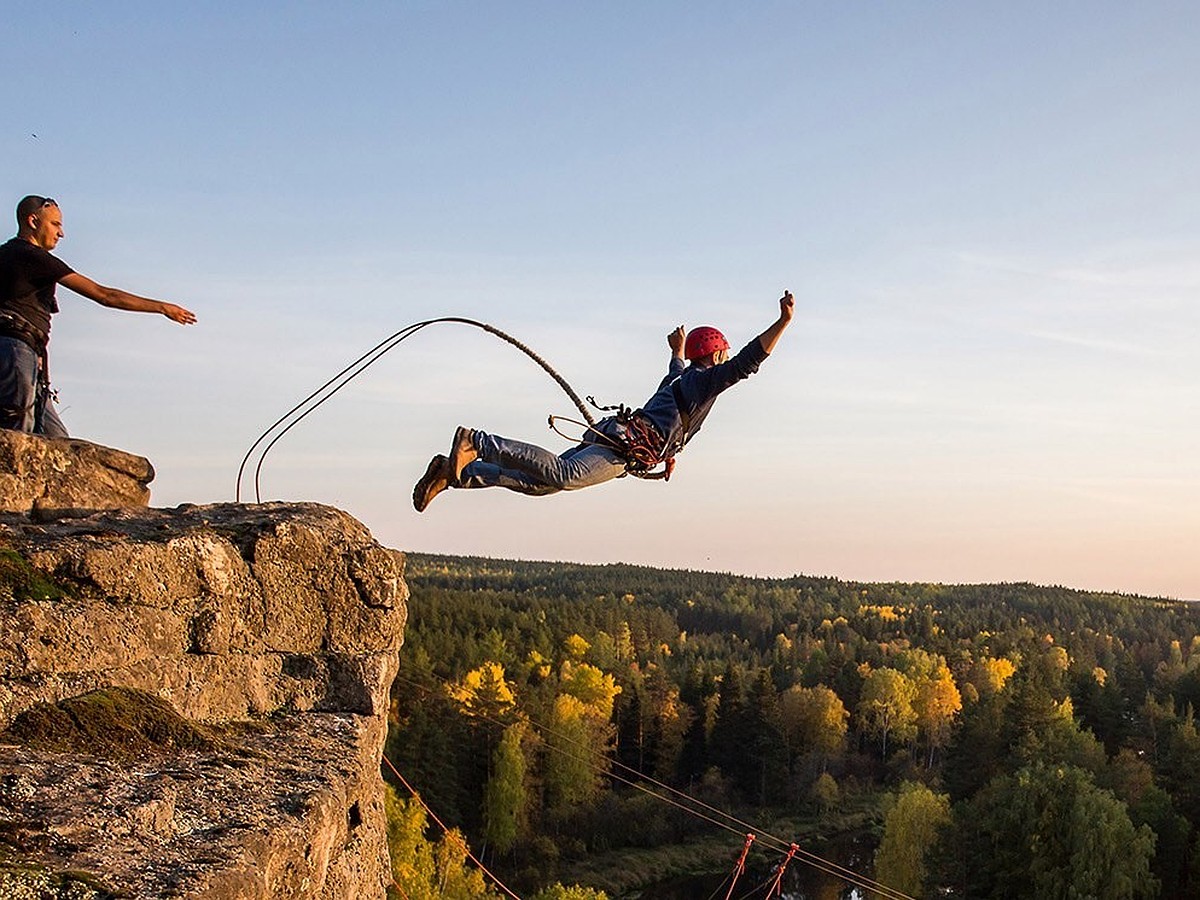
[0,237,74,341]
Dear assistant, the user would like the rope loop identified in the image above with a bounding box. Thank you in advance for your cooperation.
[236,317,595,502]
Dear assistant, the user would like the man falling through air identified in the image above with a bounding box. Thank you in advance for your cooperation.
[413,290,794,510]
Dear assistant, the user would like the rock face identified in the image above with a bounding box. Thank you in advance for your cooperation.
[0,503,406,728]
[0,501,408,899]
[0,430,155,514]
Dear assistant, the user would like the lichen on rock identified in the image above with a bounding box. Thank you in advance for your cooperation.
[0,548,71,603]
[0,864,123,900]
[1,687,217,760]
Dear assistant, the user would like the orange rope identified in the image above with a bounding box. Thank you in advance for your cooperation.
[723,833,755,900]
[767,844,798,897]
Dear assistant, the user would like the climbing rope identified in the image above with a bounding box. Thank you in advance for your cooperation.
[716,833,755,900]
[765,844,798,898]
[236,317,597,503]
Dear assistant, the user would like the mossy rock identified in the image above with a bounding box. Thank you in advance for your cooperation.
[0,548,70,602]
[0,863,126,899]
[0,687,216,760]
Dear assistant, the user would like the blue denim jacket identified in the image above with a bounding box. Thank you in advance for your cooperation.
[636,338,768,453]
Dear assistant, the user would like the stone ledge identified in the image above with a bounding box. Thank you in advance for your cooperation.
[0,430,154,514]
[0,503,408,731]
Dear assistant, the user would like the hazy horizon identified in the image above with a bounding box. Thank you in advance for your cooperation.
[403,547,1195,603]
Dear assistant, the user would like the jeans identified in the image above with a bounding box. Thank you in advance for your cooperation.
[458,425,627,496]
[0,336,68,438]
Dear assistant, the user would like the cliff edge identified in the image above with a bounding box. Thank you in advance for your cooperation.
[0,433,408,899]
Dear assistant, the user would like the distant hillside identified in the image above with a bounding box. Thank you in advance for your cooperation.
[391,552,1200,898]
[403,552,1195,681]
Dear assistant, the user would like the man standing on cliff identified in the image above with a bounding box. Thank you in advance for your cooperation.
[0,195,197,437]
[413,291,795,509]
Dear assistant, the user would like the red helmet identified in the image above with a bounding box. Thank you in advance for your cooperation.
[684,326,729,361]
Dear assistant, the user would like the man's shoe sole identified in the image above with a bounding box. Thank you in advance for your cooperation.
[413,454,450,512]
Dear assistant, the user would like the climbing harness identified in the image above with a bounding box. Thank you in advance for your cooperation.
[237,316,685,501]
[620,410,674,479]
[0,310,49,355]
[549,394,680,481]
[551,374,706,482]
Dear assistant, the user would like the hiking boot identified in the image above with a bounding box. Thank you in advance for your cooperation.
[413,454,451,512]
[449,426,477,485]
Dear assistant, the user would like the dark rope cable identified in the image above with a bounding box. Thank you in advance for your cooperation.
[236,321,423,502]
[706,874,735,900]
[236,317,597,502]
[766,844,799,898]
[251,322,426,503]
[726,873,769,900]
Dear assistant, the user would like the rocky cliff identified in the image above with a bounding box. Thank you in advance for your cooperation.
[0,433,407,899]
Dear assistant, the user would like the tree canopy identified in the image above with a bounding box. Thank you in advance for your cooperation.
[387,553,1200,897]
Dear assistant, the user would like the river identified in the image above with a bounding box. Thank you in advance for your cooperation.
[632,833,873,899]
[633,870,864,900]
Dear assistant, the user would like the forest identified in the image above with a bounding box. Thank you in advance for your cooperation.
[383,553,1200,899]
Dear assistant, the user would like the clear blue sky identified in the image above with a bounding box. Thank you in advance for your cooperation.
[5,3,1198,598]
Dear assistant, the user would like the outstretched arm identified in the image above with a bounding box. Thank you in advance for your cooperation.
[60,272,197,325]
[757,290,794,355]
[667,325,685,360]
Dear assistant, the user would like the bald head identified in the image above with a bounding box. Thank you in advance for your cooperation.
[15,195,63,250]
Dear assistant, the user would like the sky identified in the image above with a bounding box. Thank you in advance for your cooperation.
[4,3,1198,599]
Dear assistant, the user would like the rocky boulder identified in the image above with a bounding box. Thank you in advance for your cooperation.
[0,501,408,899]
[0,430,154,514]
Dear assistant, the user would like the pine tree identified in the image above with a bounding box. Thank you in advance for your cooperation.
[742,668,787,805]
[708,661,747,783]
